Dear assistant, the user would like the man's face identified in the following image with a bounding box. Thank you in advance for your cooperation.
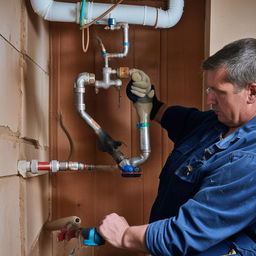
[206,68,250,128]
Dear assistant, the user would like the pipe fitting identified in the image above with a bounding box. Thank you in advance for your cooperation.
[95,23,129,90]
[105,23,129,59]
[17,160,85,176]
[75,72,95,89]
[117,67,130,79]
[95,67,122,89]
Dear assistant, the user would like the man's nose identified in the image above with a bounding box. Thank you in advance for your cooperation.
[205,88,217,105]
[206,93,217,105]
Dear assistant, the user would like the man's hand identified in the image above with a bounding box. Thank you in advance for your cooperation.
[98,212,149,252]
[126,68,165,121]
[98,213,129,248]
[129,69,154,99]
[129,69,155,99]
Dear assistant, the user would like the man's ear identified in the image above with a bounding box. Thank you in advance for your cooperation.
[247,83,256,103]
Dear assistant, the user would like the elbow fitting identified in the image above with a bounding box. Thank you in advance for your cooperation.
[74,73,95,89]
[74,72,102,132]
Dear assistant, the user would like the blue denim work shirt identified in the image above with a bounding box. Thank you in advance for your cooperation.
[146,106,256,256]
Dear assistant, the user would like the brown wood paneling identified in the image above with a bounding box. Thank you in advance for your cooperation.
[50,1,205,255]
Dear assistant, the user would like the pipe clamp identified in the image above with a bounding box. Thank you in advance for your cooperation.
[136,122,150,129]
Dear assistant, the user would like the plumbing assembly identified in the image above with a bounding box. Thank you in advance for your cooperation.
[73,20,152,176]
[18,18,152,177]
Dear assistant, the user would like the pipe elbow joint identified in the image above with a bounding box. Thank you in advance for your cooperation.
[122,46,129,57]
[75,72,95,89]
[156,0,184,28]
[130,152,150,166]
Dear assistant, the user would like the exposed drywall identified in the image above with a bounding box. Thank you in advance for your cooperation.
[0,0,51,255]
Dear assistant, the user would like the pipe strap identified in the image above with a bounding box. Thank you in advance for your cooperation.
[80,0,86,26]
[136,122,150,129]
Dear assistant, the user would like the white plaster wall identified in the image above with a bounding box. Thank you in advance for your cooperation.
[0,0,51,255]
[0,177,22,256]
[0,0,22,51]
[208,0,256,55]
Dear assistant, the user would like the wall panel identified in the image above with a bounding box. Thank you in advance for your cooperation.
[0,0,51,255]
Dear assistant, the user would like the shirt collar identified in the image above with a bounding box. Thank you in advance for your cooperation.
[215,116,256,150]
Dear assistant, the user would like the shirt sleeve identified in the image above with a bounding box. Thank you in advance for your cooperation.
[160,106,215,144]
[145,151,256,255]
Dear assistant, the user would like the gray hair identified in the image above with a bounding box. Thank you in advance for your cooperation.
[202,38,256,89]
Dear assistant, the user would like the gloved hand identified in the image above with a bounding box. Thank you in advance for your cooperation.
[126,68,164,120]
[130,69,155,99]
[126,69,154,103]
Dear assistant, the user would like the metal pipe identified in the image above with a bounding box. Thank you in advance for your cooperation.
[74,73,102,132]
[45,216,81,231]
[106,23,129,59]
[119,101,152,168]
[74,73,126,165]
[17,160,118,177]
[73,72,151,176]
[95,23,129,90]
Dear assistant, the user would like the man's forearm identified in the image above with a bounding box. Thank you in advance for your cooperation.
[153,103,168,123]
[123,224,149,253]
[98,213,150,253]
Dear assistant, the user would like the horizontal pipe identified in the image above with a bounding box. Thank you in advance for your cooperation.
[30,0,184,29]
[84,164,118,170]
[86,1,184,28]
[45,216,81,231]
[17,160,118,176]
[38,162,51,170]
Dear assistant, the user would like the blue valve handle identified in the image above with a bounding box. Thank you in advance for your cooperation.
[121,164,141,177]
[82,227,105,246]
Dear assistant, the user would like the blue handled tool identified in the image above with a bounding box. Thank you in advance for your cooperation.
[81,227,105,246]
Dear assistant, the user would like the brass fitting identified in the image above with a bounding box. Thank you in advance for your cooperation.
[117,67,130,79]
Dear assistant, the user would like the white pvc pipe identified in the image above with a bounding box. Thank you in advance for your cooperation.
[86,2,157,26]
[30,0,184,29]
[86,1,184,28]
[30,0,78,22]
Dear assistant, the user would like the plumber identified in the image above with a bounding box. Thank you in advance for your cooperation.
[98,38,256,255]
